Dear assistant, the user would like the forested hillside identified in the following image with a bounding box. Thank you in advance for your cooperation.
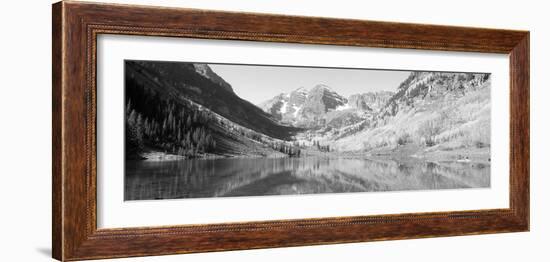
[125,61,304,160]
[125,73,217,159]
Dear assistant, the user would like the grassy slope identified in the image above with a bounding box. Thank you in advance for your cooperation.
[332,81,491,162]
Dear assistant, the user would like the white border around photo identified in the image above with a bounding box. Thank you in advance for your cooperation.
[97,34,509,229]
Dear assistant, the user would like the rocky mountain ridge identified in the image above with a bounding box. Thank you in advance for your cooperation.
[332,71,492,154]
[258,84,394,128]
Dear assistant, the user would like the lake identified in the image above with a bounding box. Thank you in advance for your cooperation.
[124,157,490,201]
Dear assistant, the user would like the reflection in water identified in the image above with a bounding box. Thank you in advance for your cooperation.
[124,157,490,200]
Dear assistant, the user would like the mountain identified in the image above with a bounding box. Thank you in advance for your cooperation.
[332,71,491,155]
[126,60,299,140]
[374,72,491,121]
[289,87,308,106]
[348,91,393,111]
[124,60,306,160]
[300,84,348,123]
[257,93,288,121]
[257,87,308,123]
[258,85,394,128]
[192,64,233,93]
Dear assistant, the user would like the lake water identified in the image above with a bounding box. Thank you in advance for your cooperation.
[125,157,490,201]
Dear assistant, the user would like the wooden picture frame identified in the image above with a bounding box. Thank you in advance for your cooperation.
[52,1,529,261]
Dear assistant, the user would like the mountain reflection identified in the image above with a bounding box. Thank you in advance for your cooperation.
[124,157,490,201]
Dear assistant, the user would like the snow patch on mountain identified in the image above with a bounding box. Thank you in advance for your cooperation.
[280,100,289,114]
[293,105,302,117]
[333,103,351,111]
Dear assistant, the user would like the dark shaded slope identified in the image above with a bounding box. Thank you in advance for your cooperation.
[125,62,287,159]
[125,66,227,157]
[126,60,299,140]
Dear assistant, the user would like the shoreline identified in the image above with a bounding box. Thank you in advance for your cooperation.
[134,145,490,165]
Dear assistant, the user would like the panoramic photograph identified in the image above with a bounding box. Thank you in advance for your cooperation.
[124,60,491,201]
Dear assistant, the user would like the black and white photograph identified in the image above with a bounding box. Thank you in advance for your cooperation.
[3,0,543,261]
[124,60,491,200]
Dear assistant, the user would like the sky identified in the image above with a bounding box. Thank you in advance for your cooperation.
[209,63,411,104]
